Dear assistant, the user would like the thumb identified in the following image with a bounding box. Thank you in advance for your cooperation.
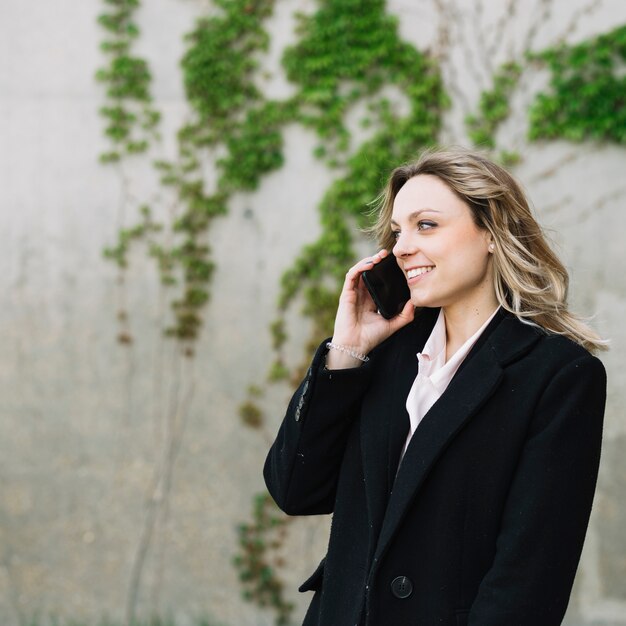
[389,300,415,332]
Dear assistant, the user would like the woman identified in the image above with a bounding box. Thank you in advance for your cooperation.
[264,147,607,626]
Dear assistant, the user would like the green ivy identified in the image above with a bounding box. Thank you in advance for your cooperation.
[181,0,273,127]
[103,205,162,270]
[283,0,445,157]
[465,61,522,153]
[233,493,294,626]
[95,0,160,162]
[218,101,298,192]
[99,0,300,618]
[102,0,290,343]
[528,24,626,144]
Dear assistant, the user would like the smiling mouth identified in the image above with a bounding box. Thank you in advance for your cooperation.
[406,266,435,279]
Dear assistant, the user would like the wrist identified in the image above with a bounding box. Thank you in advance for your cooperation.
[325,341,370,370]
[329,335,371,356]
[326,342,370,362]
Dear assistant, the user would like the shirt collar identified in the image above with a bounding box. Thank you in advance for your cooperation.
[417,305,501,387]
[420,308,446,363]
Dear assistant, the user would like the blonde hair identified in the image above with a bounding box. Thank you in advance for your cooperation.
[370,146,608,353]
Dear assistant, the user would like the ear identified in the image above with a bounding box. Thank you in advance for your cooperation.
[483,230,495,253]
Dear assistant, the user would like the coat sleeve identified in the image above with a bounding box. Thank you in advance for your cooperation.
[263,339,376,516]
[468,353,607,626]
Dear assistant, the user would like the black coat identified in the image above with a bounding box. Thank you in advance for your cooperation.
[264,307,606,626]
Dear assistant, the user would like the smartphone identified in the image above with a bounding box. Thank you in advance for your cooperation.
[362,254,410,319]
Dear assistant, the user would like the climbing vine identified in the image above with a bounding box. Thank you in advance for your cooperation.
[102,0,291,344]
[233,493,294,626]
[96,0,160,163]
[153,0,288,342]
[528,23,626,144]
[464,61,522,164]
[463,23,626,159]
[96,0,164,354]
[98,0,299,622]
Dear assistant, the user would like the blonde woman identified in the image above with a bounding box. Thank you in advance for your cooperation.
[264,147,607,626]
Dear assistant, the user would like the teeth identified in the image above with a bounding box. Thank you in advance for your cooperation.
[407,266,434,279]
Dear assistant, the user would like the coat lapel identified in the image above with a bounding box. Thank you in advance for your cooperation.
[385,308,441,491]
[360,308,439,557]
[371,309,542,568]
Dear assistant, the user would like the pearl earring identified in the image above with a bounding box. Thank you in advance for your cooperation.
[488,243,495,252]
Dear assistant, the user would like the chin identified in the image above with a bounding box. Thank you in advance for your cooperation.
[409,295,436,309]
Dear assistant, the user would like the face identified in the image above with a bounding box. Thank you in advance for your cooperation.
[391,174,495,313]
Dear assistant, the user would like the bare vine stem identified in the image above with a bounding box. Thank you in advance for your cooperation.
[124,347,195,625]
[432,0,471,118]
[522,0,555,54]
[554,0,604,45]
[471,0,494,75]
[484,0,517,61]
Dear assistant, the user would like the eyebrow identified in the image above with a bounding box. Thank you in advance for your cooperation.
[390,209,441,226]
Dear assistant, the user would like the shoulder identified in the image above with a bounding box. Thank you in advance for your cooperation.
[491,316,607,430]
[528,317,599,362]
[498,312,606,377]
[538,331,607,385]
[537,328,593,361]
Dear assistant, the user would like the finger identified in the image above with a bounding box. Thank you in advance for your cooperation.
[388,300,415,331]
[365,249,389,266]
[344,255,377,284]
[358,250,390,272]
[343,250,393,294]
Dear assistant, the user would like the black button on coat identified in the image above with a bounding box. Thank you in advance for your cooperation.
[264,307,606,626]
[390,576,413,599]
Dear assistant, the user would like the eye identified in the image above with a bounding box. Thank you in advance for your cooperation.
[417,220,436,231]
[391,229,401,240]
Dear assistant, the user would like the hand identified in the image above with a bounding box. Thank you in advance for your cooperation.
[327,250,415,369]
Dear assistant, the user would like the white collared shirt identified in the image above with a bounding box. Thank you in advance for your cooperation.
[401,306,501,458]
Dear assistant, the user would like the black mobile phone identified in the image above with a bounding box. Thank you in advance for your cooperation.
[362,254,410,319]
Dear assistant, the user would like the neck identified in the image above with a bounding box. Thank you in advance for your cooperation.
[442,298,499,356]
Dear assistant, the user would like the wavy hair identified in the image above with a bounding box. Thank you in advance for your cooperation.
[370,146,608,353]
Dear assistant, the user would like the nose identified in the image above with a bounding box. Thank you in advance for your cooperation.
[392,230,417,259]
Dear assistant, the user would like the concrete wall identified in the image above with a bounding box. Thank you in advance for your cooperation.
[0,0,625,624]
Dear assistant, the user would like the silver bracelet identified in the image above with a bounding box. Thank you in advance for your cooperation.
[326,342,370,362]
